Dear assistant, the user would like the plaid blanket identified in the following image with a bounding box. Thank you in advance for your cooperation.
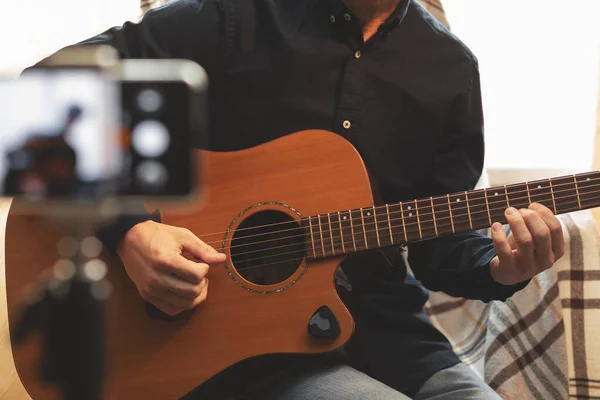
[423,210,600,400]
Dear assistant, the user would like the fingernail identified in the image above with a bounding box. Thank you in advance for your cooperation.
[492,223,503,232]
[529,203,540,210]
[506,207,518,215]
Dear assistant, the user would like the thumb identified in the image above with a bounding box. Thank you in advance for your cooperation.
[201,247,227,264]
[177,229,227,264]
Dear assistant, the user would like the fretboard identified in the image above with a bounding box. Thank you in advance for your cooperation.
[304,170,600,260]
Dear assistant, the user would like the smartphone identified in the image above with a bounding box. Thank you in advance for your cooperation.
[0,49,209,216]
[113,59,208,209]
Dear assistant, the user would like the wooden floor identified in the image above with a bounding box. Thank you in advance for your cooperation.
[0,198,30,399]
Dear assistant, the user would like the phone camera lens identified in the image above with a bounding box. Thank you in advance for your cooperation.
[136,160,168,191]
[136,88,163,113]
[131,120,170,157]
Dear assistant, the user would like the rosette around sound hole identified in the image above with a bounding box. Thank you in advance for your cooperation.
[230,210,306,286]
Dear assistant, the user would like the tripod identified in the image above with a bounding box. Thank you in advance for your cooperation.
[13,216,113,400]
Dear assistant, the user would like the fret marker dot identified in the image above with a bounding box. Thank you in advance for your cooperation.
[343,216,347,220]
[409,213,413,217]
[538,185,542,189]
[494,192,498,196]
[587,178,591,181]
[456,198,460,202]
[367,212,371,216]
[407,206,411,210]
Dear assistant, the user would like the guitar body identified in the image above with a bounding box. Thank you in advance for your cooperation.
[5,130,375,399]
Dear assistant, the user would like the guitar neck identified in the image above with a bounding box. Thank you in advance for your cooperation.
[305,170,600,260]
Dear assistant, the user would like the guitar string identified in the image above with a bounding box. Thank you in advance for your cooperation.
[205,186,596,255]
[229,197,581,265]
[195,181,599,252]
[193,176,600,246]
[229,204,587,273]
[190,172,600,240]
[209,189,596,264]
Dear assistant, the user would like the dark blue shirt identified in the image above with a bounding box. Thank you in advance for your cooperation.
[41,0,529,397]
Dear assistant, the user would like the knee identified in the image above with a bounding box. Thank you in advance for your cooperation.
[319,364,409,400]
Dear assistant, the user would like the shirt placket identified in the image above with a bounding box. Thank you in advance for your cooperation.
[332,12,366,145]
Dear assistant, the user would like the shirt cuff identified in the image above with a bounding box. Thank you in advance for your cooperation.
[474,250,531,302]
[95,208,161,254]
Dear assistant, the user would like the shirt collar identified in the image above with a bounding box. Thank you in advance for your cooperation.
[323,0,411,34]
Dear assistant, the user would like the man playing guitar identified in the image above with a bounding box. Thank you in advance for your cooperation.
[35,0,564,398]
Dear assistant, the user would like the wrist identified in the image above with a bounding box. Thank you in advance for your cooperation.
[116,220,156,258]
[98,209,160,256]
[488,255,531,289]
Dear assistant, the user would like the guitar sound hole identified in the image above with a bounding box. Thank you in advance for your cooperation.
[230,210,306,286]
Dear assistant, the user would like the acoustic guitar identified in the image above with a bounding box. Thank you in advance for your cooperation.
[4,129,599,399]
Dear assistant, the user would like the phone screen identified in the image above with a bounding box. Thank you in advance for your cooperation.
[0,68,121,201]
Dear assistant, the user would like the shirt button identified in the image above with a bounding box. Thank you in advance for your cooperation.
[344,13,352,21]
[330,15,335,23]
[343,120,351,129]
[355,50,361,59]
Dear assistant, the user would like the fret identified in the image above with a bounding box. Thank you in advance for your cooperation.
[484,190,492,225]
[448,193,472,232]
[574,175,583,210]
[430,197,438,236]
[326,214,335,255]
[485,186,509,223]
[359,208,368,249]
[575,173,600,210]
[504,185,510,207]
[348,210,356,251]
[328,213,343,255]
[446,194,455,233]
[526,179,554,211]
[375,206,393,247]
[432,196,453,236]
[526,183,532,204]
[416,198,437,239]
[506,183,530,210]
[385,205,395,244]
[550,176,579,214]
[339,211,354,252]
[317,214,326,256]
[361,207,379,249]
[465,192,473,229]
[349,209,367,251]
[415,202,423,239]
[387,203,406,244]
[307,216,317,258]
[548,180,557,213]
[467,189,491,230]
[399,203,408,242]
[318,214,332,257]
[373,208,381,247]
[401,200,421,242]
[331,211,346,254]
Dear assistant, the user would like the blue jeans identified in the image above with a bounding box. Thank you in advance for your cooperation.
[239,361,502,400]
